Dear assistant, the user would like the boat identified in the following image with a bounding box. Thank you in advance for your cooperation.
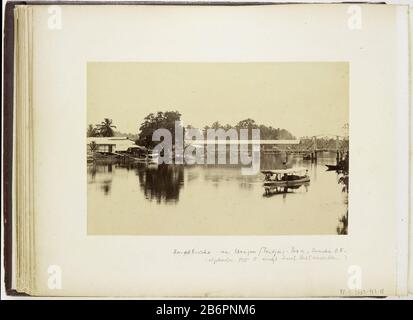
[325,164,342,171]
[117,146,159,165]
[326,156,349,171]
[146,151,159,165]
[261,167,310,194]
[325,161,348,171]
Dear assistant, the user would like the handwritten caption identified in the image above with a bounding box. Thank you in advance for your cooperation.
[172,246,347,264]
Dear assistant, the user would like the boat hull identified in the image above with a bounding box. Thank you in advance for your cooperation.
[263,177,310,188]
[325,164,345,171]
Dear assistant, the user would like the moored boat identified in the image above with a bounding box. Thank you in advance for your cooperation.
[325,162,348,171]
[146,150,159,165]
[325,164,342,171]
[326,155,349,171]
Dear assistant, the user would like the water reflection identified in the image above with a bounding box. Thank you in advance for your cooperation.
[262,183,310,197]
[100,180,112,195]
[87,153,349,235]
[136,164,184,203]
[87,164,113,195]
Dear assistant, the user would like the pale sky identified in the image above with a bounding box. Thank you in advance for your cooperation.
[87,62,348,138]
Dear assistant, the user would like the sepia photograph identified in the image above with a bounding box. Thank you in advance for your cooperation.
[3,2,410,300]
[87,62,349,235]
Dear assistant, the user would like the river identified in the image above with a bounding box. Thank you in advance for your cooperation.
[87,153,348,235]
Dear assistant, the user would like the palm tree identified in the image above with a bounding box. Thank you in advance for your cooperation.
[97,118,116,137]
[210,121,221,130]
[89,141,98,154]
[202,125,212,139]
[223,124,233,131]
[235,118,258,130]
[87,124,99,137]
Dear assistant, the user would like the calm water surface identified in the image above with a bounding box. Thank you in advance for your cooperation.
[87,154,348,235]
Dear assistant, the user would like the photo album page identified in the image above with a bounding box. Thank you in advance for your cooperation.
[4,3,411,297]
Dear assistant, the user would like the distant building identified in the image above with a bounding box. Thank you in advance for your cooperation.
[87,137,138,154]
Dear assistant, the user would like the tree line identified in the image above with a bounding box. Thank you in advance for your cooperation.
[87,111,296,148]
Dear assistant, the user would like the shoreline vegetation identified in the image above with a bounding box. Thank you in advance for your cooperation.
[87,111,349,168]
[87,111,296,142]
